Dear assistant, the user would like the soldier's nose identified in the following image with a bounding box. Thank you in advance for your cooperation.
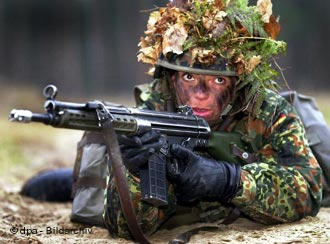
[193,80,209,100]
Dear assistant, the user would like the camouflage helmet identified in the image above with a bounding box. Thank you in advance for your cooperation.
[154,52,237,78]
[137,0,287,115]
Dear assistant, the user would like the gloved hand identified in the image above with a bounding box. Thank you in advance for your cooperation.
[119,130,166,174]
[167,144,241,205]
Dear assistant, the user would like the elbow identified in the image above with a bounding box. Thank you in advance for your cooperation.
[289,182,322,222]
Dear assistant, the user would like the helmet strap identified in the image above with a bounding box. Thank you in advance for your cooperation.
[220,104,233,118]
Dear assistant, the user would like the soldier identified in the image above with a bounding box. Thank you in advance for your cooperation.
[102,0,323,238]
[22,0,323,240]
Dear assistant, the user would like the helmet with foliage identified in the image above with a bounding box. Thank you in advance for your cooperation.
[137,0,287,115]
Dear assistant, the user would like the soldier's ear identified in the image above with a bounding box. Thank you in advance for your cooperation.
[170,71,178,82]
[230,76,238,88]
[169,72,178,91]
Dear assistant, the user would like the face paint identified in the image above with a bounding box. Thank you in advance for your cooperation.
[173,72,235,125]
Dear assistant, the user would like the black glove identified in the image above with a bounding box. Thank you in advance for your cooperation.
[167,144,241,205]
[119,130,166,174]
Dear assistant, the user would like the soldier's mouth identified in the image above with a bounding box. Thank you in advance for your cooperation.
[192,108,213,118]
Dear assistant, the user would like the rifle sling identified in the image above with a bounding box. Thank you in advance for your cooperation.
[102,119,151,244]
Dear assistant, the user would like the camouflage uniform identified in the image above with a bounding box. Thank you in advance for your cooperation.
[103,79,323,238]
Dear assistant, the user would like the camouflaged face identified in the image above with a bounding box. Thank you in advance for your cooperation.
[103,80,322,238]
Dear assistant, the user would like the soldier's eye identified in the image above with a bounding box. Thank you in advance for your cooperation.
[214,77,226,84]
[183,73,194,81]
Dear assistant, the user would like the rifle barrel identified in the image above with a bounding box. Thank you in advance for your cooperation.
[9,109,52,124]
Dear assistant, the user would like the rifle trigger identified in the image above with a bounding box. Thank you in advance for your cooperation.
[181,138,191,147]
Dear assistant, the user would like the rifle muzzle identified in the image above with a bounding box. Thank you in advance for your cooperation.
[9,109,33,123]
[9,109,52,124]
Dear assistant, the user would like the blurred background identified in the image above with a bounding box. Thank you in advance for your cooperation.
[0,0,329,100]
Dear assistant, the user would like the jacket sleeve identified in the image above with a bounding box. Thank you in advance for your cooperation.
[231,94,323,224]
[134,80,165,111]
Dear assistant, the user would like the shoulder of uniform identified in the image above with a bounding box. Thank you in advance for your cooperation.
[254,89,296,125]
[133,79,164,110]
[134,83,150,106]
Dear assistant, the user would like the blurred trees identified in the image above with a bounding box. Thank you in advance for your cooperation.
[274,0,330,90]
[0,0,328,96]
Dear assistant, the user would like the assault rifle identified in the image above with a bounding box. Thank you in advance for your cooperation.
[9,85,211,207]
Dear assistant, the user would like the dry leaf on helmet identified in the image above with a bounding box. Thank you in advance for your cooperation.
[156,7,184,35]
[162,23,188,55]
[202,9,226,28]
[147,66,156,76]
[202,9,227,37]
[246,55,261,73]
[264,15,280,39]
[236,62,245,75]
[137,43,161,65]
[138,37,147,49]
[212,21,227,38]
[214,0,225,10]
[257,0,273,23]
[145,11,161,35]
[233,53,246,75]
[202,10,213,30]
[235,22,248,35]
[214,10,227,22]
[234,53,244,63]
[191,48,217,66]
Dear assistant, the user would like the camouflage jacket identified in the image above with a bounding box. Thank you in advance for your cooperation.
[135,79,323,224]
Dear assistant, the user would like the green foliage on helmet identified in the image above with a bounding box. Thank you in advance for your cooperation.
[137,0,287,116]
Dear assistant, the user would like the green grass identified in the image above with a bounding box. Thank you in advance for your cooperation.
[313,96,330,124]
[0,120,57,183]
[0,137,27,166]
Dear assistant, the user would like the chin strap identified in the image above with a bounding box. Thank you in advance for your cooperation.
[220,104,233,118]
